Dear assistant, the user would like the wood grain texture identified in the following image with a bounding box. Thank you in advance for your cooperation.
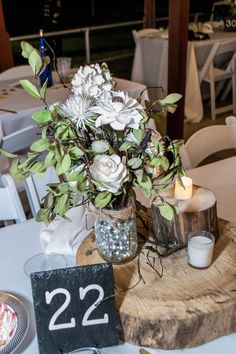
[76,219,236,349]
[0,0,13,72]
[152,193,218,246]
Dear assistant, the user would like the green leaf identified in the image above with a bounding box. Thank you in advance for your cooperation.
[150,157,162,167]
[128,157,143,169]
[159,203,174,221]
[35,208,50,223]
[30,138,50,152]
[18,154,38,169]
[95,191,112,208]
[56,194,69,217]
[29,162,45,173]
[28,49,43,76]
[67,170,86,183]
[32,109,52,124]
[119,141,133,151]
[158,171,174,185]
[166,104,177,114]
[44,150,56,167]
[56,153,71,175]
[138,174,152,197]
[0,148,17,158]
[160,156,170,170]
[44,192,54,209]
[21,41,34,59]
[160,93,182,105]
[133,129,143,143]
[68,146,84,159]
[20,80,41,99]
[39,79,48,100]
[53,144,62,164]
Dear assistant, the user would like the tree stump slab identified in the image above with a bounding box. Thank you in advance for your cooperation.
[76,218,236,349]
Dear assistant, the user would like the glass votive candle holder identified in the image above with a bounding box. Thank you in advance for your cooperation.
[187,231,215,269]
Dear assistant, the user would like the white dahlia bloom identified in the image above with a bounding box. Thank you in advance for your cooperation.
[59,94,95,129]
[90,154,128,193]
[91,140,110,153]
[92,91,144,130]
[71,63,113,98]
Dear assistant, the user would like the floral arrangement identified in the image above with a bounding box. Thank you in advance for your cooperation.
[5,41,185,224]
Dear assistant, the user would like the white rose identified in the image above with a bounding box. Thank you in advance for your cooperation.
[90,154,128,193]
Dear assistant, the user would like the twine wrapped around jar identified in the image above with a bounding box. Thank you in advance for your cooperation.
[88,203,136,222]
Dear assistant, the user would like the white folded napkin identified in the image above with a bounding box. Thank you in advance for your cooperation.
[40,205,95,256]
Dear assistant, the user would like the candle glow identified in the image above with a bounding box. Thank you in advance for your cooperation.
[174,176,193,200]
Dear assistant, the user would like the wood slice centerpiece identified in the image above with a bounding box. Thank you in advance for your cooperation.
[76,217,236,349]
[152,186,218,246]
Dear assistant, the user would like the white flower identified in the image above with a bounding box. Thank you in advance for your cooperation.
[91,140,110,153]
[90,154,128,193]
[71,63,113,98]
[92,91,144,130]
[59,94,95,129]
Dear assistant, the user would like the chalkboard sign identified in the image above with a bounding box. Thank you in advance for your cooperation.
[224,17,236,31]
[31,263,118,354]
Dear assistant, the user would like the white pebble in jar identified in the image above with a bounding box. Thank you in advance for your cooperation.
[188,231,215,269]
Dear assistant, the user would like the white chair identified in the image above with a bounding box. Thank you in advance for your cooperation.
[0,65,33,81]
[1,124,41,153]
[0,174,26,223]
[24,166,60,217]
[132,28,161,44]
[180,125,236,169]
[199,40,236,120]
[210,1,230,21]
[0,125,41,192]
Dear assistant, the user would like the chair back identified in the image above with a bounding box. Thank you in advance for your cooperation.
[24,166,60,217]
[132,28,160,44]
[199,40,236,83]
[0,174,26,223]
[1,125,41,153]
[210,1,230,21]
[180,125,236,169]
[0,65,33,81]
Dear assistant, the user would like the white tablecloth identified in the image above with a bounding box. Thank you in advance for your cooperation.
[187,155,236,224]
[131,30,236,123]
[0,75,149,137]
[1,219,236,353]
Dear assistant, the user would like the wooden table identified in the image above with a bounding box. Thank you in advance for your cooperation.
[77,218,236,349]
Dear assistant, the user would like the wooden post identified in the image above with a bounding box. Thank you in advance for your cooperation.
[143,0,156,28]
[0,0,13,72]
[167,0,189,139]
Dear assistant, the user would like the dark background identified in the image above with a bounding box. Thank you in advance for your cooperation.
[3,0,216,36]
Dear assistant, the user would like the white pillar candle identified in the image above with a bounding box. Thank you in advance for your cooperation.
[188,231,215,269]
[174,176,193,200]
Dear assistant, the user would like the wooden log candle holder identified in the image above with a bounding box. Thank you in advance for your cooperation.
[152,186,218,246]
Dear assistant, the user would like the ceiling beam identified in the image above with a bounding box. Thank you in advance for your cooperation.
[0,0,13,72]
[167,0,190,139]
[143,0,156,28]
